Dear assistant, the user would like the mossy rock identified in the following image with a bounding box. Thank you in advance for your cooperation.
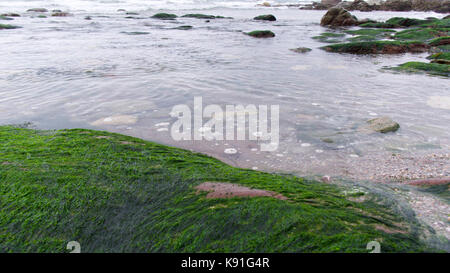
[347,35,378,42]
[290,47,312,53]
[394,28,448,42]
[366,117,400,133]
[427,52,450,61]
[345,29,396,36]
[385,17,434,27]
[312,32,346,43]
[37,15,47,18]
[0,126,440,252]
[181,14,229,19]
[151,13,177,20]
[254,14,276,21]
[359,22,398,28]
[1,13,20,17]
[0,15,13,21]
[121,31,150,35]
[322,41,429,54]
[429,36,450,46]
[173,25,193,30]
[0,24,21,29]
[390,61,450,77]
[245,30,275,38]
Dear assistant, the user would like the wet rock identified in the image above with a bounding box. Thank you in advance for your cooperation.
[336,0,375,12]
[52,12,71,17]
[84,16,92,20]
[322,41,430,54]
[27,8,48,12]
[0,15,13,20]
[429,36,450,47]
[290,47,312,53]
[322,0,342,7]
[254,14,276,21]
[320,7,358,27]
[117,9,126,12]
[366,117,400,133]
[182,14,217,19]
[126,12,139,15]
[412,0,450,13]
[262,2,271,7]
[0,24,21,29]
[1,13,20,17]
[173,25,193,30]
[245,30,275,38]
[151,13,177,20]
[52,9,62,13]
[380,0,413,11]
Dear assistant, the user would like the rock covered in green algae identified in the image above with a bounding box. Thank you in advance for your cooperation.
[0,15,13,20]
[312,32,346,43]
[427,52,450,61]
[322,40,430,54]
[1,13,20,17]
[366,117,400,133]
[429,36,450,46]
[345,28,396,36]
[151,13,177,20]
[253,14,276,21]
[320,7,358,27]
[390,61,450,77]
[181,14,229,19]
[290,47,312,53]
[173,25,193,30]
[245,30,275,38]
[0,24,21,29]
[393,28,448,42]
[52,12,71,17]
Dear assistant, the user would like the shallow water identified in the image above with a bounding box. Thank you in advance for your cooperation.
[1,5,449,180]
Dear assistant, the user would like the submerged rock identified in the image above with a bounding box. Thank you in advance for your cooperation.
[320,7,358,27]
[0,15,13,20]
[173,25,193,30]
[290,47,312,53]
[322,41,429,54]
[181,14,217,19]
[245,30,275,38]
[151,13,177,20]
[254,14,276,21]
[0,24,21,29]
[27,8,48,12]
[1,13,20,17]
[52,12,71,17]
[366,117,400,133]
[390,61,450,77]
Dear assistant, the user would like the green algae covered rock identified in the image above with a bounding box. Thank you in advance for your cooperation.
[151,13,177,20]
[245,30,275,38]
[390,61,450,77]
[254,14,276,21]
[321,41,429,54]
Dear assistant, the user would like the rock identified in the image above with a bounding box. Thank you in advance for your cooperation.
[366,117,400,133]
[254,14,276,21]
[444,15,450,20]
[380,0,413,11]
[174,25,193,30]
[151,13,177,20]
[1,13,20,17]
[0,15,13,21]
[52,9,62,13]
[27,8,48,12]
[429,36,450,47]
[52,12,71,17]
[411,0,449,13]
[84,16,92,20]
[245,30,275,38]
[290,47,312,53]
[262,2,271,7]
[117,9,126,12]
[320,7,358,27]
[322,0,342,7]
[0,24,21,29]
[322,41,430,54]
[337,0,375,11]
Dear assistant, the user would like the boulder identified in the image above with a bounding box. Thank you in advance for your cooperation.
[27,8,48,12]
[151,13,177,20]
[380,0,413,11]
[321,0,342,7]
[245,30,275,38]
[254,14,276,21]
[320,7,358,26]
[366,117,400,133]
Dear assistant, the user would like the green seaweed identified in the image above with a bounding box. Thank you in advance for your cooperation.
[389,61,450,77]
[321,41,428,54]
[151,13,177,20]
[245,30,275,38]
[0,24,21,29]
[0,126,437,253]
